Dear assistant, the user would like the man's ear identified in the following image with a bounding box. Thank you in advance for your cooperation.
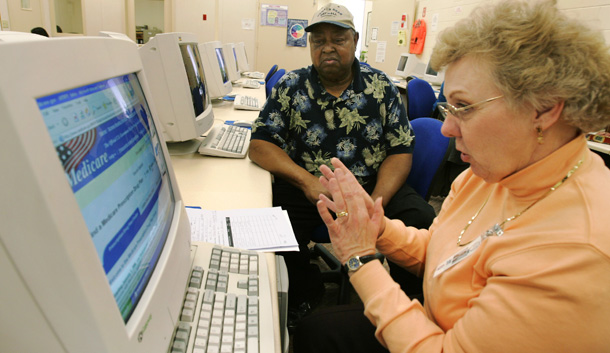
[353,31,359,45]
[536,100,565,130]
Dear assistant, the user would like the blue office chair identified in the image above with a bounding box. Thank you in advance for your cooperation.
[311,117,450,304]
[407,117,450,200]
[266,69,285,98]
[264,64,278,84]
[406,78,437,120]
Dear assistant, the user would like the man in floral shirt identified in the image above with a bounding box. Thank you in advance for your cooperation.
[249,3,435,328]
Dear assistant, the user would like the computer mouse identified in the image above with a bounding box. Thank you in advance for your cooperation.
[233,120,252,128]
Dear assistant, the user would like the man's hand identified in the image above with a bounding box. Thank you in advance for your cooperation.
[302,175,331,205]
[249,140,330,204]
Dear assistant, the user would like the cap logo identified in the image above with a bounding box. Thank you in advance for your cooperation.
[318,9,344,18]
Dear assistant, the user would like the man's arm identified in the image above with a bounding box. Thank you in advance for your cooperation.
[248,139,330,204]
[371,153,412,207]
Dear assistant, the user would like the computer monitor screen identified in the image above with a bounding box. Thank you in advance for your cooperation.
[139,32,214,150]
[215,47,230,84]
[181,43,209,117]
[37,73,174,322]
[234,42,250,73]
[423,60,445,86]
[223,42,241,82]
[0,36,192,352]
[199,41,233,99]
[394,53,421,78]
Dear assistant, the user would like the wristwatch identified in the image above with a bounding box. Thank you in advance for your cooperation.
[343,253,385,273]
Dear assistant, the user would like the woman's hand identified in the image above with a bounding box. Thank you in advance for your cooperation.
[317,158,385,264]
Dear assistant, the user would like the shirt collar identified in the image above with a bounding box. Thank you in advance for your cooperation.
[499,135,589,198]
[309,59,364,98]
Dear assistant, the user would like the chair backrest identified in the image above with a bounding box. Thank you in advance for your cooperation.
[265,64,278,83]
[406,117,450,200]
[266,69,285,98]
[406,78,437,120]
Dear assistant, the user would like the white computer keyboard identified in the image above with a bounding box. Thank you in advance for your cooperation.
[198,124,251,158]
[241,79,261,89]
[243,71,265,79]
[169,242,277,353]
[233,94,261,111]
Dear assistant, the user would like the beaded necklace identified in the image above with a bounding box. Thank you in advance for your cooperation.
[456,159,584,246]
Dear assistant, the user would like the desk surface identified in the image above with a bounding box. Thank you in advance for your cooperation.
[170,84,271,209]
[168,83,281,352]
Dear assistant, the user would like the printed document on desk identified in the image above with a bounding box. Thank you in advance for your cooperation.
[186,207,299,252]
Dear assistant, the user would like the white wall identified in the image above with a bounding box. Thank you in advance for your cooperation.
[1,0,608,72]
[81,0,126,36]
[365,0,417,75]
[252,0,317,73]
[217,0,258,71]
[171,0,216,44]
[413,0,610,65]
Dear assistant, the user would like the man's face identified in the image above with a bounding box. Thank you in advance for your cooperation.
[309,23,358,82]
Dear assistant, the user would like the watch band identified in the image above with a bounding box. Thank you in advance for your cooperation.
[343,253,385,273]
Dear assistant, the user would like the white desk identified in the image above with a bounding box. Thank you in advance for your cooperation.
[168,84,281,352]
[170,84,270,208]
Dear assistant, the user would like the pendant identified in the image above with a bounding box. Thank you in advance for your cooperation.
[483,223,504,239]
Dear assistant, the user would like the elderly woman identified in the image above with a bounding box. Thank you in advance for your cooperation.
[293,1,610,352]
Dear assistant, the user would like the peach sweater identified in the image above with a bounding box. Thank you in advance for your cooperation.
[351,136,610,352]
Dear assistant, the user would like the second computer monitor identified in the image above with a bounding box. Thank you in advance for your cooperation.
[138,32,214,145]
[395,53,421,78]
[199,41,232,99]
[234,42,251,73]
[423,60,446,86]
[222,43,241,83]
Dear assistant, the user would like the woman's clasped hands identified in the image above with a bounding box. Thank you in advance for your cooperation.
[316,158,386,265]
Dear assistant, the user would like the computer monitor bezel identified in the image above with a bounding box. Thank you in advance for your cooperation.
[234,42,251,73]
[222,42,241,83]
[99,31,134,42]
[0,36,192,352]
[199,40,233,99]
[139,32,214,145]
[394,53,422,78]
[423,60,445,86]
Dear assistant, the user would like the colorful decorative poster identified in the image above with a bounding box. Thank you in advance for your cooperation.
[286,19,308,47]
[261,4,288,27]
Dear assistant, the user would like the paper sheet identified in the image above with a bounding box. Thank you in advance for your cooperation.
[186,207,299,252]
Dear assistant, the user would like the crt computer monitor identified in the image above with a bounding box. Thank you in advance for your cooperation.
[234,42,251,73]
[0,30,50,42]
[423,60,446,86]
[0,35,192,353]
[394,53,422,78]
[138,32,214,152]
[222,42,241,83]
[99,30,134,42]
[199,40,232,99]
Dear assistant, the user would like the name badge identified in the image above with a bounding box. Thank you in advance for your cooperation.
[433,234,484,278]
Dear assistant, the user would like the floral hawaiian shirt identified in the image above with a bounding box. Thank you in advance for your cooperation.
[251,60,414,186]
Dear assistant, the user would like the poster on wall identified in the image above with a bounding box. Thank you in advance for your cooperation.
[286,19,308,47]
[261,4,288,27]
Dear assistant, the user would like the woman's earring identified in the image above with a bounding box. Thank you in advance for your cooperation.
[536,126,544,144]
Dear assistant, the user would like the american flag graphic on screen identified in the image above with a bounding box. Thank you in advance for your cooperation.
[56,129,98,174]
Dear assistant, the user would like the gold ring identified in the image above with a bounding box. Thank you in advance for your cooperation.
[337,211,349,218]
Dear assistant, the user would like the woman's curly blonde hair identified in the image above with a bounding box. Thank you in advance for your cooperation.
[431,0,610,132]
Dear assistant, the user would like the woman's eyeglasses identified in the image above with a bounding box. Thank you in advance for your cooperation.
[437,95,503,121]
